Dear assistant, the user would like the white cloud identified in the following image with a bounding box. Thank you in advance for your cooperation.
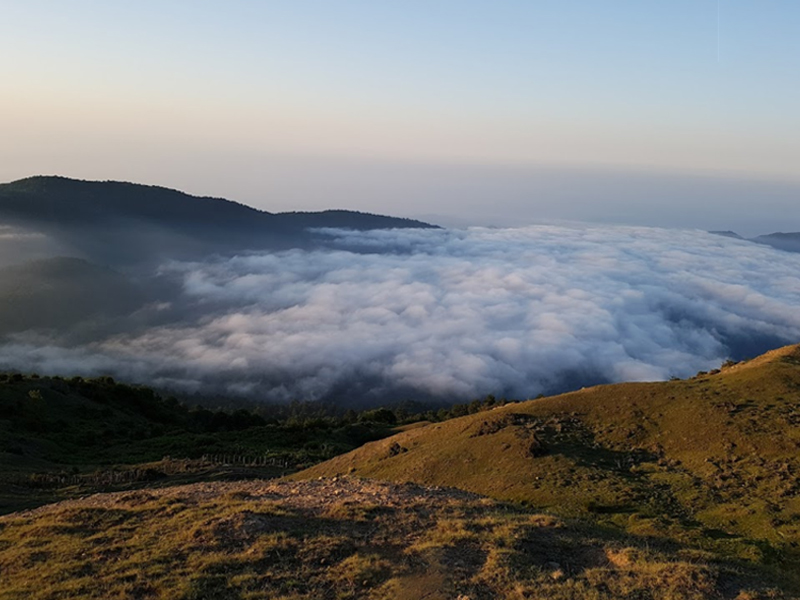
[2,225,800,403]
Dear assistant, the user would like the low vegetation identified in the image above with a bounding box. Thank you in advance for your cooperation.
[0,374,418,514]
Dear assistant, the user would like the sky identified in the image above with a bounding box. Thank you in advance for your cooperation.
[2,1,799,235]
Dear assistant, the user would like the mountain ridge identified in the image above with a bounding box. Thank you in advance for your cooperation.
[0,175,435,228]
[710,229,800,253]
[0,176,438,264]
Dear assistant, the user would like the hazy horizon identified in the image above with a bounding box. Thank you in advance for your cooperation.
[3,166,799,239]
[2,2,799,236]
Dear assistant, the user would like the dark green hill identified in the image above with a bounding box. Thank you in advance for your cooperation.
[0,374,258,468]
[0,176,434,231]
[0,176,265,228]
[0,176,436,263]
[0,373,399,514]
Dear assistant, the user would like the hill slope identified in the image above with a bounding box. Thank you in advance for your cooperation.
[297,345,800,578]
[0,478,792,600]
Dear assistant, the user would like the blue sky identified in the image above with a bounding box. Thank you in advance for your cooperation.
[1,1,799,234]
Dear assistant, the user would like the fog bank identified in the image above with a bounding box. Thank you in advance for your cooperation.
[1,225,798,404]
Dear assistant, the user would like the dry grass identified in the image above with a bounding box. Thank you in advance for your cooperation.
[0,478,792,599]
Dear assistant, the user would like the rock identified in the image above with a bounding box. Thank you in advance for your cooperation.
[528,438,547,458]
[387,442,408,457]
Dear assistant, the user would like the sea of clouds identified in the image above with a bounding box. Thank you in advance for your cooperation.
[2,224,800,404]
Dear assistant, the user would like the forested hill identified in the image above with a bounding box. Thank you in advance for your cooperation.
[0,176,436,263]
[0,176,434,231]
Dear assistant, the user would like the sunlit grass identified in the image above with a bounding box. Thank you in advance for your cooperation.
[297,345,800,591]
[0,478,791,599]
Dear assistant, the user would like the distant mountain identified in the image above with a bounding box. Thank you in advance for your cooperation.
[751,232,800,253]
[710,229,800,253]
[0,176,437,263]
[708,230,744,240]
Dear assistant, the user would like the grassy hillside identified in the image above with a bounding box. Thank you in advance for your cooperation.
[3,347,800,597]
[0,478,793,600]
[296,345,800,585]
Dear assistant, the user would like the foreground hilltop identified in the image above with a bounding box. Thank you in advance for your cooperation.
[2,345,800,597]
[297,345,800,582]
[0,478,791,599]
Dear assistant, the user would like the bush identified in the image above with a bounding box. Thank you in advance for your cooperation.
[358,408,397,425]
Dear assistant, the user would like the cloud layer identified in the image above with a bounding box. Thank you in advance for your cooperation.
[2,225,800,404]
